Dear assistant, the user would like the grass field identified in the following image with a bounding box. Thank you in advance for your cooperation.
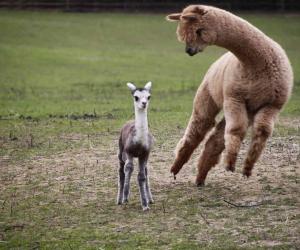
[0,10,299,249]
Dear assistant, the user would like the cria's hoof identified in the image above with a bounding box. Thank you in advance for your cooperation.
[226,165,235,172]
[142,206,150,212]
[122,199,128,204]
[149,199,154,204]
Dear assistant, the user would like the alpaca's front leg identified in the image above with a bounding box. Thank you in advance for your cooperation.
[138,157,150,211]
[123,156,134,203]
[171,85,219,176]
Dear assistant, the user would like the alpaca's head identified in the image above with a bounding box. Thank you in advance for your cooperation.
[166,5,217,56]
[127,82,152,111]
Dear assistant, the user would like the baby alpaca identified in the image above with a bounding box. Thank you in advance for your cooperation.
[117,81,154,211]
[166,5,293,185]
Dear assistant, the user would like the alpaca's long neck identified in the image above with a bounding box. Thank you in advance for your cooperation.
[214,10,275,69]
[134,107,149,144]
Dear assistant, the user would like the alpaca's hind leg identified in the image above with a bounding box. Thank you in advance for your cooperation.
[171,85,220,176]
[243,106,279,177]
[196,118,226,186]
[123,156,134,203]
[117,157,125,205]
[138,156,149,211]
[223,100,248,172]
[145,167,154,204]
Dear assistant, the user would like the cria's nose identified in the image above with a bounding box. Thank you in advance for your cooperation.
[142,102,147,107]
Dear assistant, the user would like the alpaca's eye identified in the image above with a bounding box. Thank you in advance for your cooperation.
[196,28,204,36]
[134,96,139,102]
[147,96,151,100]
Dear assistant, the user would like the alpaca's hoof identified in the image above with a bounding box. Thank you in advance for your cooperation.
[170,164,180,175]
[196,181,205,187]
[142,206,150,212]
[195,176,205,187]
[149,199,154,204]
[117,200,122,205]
[226,165,235,172]
[122,199,129,204]
[242,169,252,178]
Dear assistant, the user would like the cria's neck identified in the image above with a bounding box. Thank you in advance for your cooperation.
[134,108,149,144]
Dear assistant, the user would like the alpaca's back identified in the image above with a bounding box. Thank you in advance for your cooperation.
[201,45,293,113]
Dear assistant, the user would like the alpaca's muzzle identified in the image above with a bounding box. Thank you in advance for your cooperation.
[185,46,199,56]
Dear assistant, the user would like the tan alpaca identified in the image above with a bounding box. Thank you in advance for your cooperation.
[166,5,293,186]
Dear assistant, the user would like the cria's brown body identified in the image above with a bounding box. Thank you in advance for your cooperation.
[166,5,293,185]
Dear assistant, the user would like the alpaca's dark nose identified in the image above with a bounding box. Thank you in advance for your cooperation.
[185,46,197,56]
[142,102,147,108]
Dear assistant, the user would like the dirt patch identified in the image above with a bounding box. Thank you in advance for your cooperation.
[0,121,299,248]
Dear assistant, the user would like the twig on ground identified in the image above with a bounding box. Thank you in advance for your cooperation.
[199,211,210,225]
[162,200,166,214]
[222,199,264,208]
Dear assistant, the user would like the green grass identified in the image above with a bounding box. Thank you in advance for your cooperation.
[0,10,299,249]
[0,10,299,160]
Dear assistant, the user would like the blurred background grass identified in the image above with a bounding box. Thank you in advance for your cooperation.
[0,10,299,158]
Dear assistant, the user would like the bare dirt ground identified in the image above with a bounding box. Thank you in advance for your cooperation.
[0,118,299,249]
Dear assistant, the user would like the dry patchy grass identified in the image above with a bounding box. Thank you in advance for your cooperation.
[0,119,299,249]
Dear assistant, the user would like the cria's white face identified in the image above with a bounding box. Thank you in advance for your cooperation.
[127,82,152,110]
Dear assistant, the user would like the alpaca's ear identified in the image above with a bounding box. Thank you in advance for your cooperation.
[144,81,152,91]
[166,13,181,22]
[127,82,136,92]
[193,6,208,16]
[181,13,198,21]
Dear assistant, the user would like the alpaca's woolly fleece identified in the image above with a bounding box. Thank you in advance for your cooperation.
[166,5,293,185]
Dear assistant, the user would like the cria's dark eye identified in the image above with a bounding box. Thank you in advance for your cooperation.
[196,28,204,36]
[147,96,151,100]
[134,96,139,102]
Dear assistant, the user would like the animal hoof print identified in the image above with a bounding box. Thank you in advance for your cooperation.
[142,206,150,212]
[226,165,235,172]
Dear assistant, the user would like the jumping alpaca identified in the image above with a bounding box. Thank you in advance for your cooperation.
[117,81,154,211]
[166,5,293,186]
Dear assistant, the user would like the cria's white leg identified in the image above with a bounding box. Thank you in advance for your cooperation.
[116,159,125,205]
[138,157,149,210]
[145,167,154,204]
[123,157,134,203]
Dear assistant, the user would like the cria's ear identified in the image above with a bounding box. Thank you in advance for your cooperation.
[166,13,181,22]
[181,13,198,21]
[127,82,136,92]
[144,81,152,91]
